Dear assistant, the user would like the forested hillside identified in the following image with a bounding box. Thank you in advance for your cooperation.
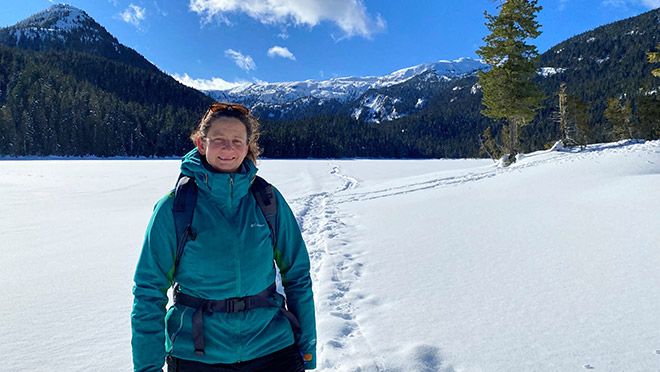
[0,46,212,157]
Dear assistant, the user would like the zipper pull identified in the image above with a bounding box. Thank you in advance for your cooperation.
[229,176,234,206]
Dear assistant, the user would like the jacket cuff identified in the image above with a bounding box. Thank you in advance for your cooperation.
[303,351,316,369]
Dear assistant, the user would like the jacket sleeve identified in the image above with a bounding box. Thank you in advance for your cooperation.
[131,194,177,372]
[272,187,317,369]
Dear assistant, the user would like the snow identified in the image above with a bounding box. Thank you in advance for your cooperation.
[15,4,91,33]
[205,58,489,106]
[596,56,611,64]
[538,67,566,77]
[7,4,103,47]
[352,94,405,123]
[2,140,660,372]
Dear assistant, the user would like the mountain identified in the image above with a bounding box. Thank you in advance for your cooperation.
[226,7,660,154]
[207,58,489,123]
[0,4,158,73]
[0,5,213,157]
[210,58,487,105]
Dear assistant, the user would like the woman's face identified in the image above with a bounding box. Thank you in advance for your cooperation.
[197,117,249,173]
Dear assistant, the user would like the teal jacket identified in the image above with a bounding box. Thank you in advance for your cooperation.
[131,149,317,371]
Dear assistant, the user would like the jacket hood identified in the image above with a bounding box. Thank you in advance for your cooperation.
[179,148,258,206]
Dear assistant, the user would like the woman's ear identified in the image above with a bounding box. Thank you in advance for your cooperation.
[196,137,206,156]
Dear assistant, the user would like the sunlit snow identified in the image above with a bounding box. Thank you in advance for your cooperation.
[1,140,659,372]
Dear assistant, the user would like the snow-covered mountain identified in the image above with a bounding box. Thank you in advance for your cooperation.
[206,58,488,123]
[12,4,102,37]
[208,58,488,106]
[0,4,159,73]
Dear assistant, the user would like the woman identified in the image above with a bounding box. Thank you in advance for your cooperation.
[131,103,316,372]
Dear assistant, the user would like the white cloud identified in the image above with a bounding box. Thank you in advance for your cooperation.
[153,1,168,16]
[188,0,386,39]
[640,0,660,7]
[277,29,290,40]
[602,0,627,6]
[118,4,146,27]
[225,49,256,72]
[267,46,296,60]
[172,73,248,91]
[601,0,660,8]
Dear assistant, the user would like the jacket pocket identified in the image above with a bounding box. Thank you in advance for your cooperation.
[165,305,189,348]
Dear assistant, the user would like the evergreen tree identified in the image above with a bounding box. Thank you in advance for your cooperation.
[476,0,545,163]
[552,83,592,148]
[566,96,591,149]
[479,126,503,160]
[553,82,574,145]
[605,98,633,140]
[648,42,660,77]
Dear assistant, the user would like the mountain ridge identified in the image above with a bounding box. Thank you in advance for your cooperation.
[0,4,159,73]
[204,57,490,122]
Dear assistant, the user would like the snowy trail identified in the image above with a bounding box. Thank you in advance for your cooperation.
[337,140,660,205]
[290,163,387,371]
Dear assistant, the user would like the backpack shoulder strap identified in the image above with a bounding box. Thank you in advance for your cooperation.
[250,175,279,248]
[173,173,197,271]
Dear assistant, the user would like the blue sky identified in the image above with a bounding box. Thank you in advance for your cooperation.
[2,0,659,90]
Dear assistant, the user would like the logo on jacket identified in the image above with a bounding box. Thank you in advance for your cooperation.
[250,223,266,228]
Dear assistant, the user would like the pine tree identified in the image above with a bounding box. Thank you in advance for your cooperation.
[553,82,574,146]
[479,126,504,160]
[636,43,660,140]
[637,95,660,139]
[476,0,545,164]
[566,96,591,149]
[648,42,660,77]
[605,98,633,140]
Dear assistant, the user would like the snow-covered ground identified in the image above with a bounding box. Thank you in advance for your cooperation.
[1,140,659,372]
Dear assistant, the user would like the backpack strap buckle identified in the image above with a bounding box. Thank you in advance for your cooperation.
[226,297,249,313]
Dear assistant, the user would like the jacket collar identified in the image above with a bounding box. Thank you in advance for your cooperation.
[180,148,258,206]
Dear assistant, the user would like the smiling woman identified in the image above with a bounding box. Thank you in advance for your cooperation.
[131,102,317,371]
[191,103,262,173]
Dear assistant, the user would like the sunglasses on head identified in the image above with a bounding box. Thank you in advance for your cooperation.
[205,102,250,118]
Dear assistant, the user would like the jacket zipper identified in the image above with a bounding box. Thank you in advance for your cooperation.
[229,176,234,209]
[229,174,243,361]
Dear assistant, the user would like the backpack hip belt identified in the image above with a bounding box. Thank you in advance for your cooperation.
[174,283,281,356]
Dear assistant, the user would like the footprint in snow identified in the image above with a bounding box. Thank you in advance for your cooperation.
[584,365,594,369]
[656,350,660,354]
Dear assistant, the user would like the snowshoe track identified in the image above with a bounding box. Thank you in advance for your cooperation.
[292,163,386,372]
